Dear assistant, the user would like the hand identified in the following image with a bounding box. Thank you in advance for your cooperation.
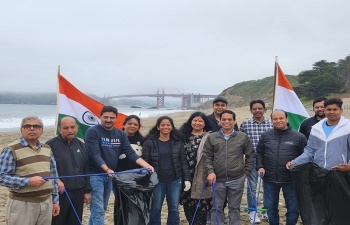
[29,176,46,187]
[257,168,265,177]
[206,173,216,186]
[332,163,350,172]
[52,204,60,217]
[147,165,155,173]
[244,174,248,178]
[106,169,115,178]
[84,193,92,204]
[286,161,294,169]
[57,179,65,194]
[184,181,191,191]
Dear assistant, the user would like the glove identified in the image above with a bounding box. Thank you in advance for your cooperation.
[184,181,191,191]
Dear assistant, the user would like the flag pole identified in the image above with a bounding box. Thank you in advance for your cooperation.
[55,65,61,135]
[272,56,278,111]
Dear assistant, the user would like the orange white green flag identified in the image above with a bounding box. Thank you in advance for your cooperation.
[56,74,126,139]
[273,62,309,130]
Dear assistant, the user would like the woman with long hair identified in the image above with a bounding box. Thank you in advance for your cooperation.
[141,116,191,225]
[180,112,213,225]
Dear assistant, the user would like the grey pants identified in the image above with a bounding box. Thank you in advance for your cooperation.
[211,176,245,225]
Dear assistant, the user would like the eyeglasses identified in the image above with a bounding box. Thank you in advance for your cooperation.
[22,124,42,130]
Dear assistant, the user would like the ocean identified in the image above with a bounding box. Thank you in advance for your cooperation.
[0,104,187,132]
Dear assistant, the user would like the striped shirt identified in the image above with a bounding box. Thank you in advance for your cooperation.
[240,117,273,150]
[0,136,59,204]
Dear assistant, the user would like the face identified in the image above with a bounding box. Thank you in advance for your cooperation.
[325,104,343,122]
[124,118,141,136]
[157,119,173,135]
[21,119,43,143]
[219,113,236,131]
[272,111,288,130]
[313,101,325,118]
[59,117,78,142]
[191,116,205,132]
[213,101,227,116]
[251,103,266,120]
[100,112,117,130]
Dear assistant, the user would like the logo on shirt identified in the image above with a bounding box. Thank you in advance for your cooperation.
[101,138,121,147]
[77,149,81,153]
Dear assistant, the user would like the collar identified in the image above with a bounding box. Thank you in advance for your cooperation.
[20,136,42,150]
[220,128,235,140]
[251,117,269,124]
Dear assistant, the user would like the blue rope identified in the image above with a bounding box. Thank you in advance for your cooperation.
[212,181,219,225]
[63,189,82,225]
[43,168,150,180]
[252,172,264,225]
[246,176,258,209]
[190,182,209,225]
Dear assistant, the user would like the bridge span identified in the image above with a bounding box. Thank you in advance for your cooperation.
[102,89,218,108]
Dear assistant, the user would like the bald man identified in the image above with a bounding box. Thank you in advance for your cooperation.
[46,116,92,225]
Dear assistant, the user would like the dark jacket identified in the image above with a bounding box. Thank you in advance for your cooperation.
[203,131,255,182]
[141,138,191,182]
[256,125,307,183]
[46,135,92,193]
[298,115,320,140]
[207,113,239,132]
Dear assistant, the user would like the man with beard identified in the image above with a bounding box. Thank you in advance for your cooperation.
[298,97,327,139]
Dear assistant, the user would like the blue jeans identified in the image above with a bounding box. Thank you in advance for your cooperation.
[88,176,113,225]
[263,181,299,225]
[150,177,182,225]
[247,162,266,212]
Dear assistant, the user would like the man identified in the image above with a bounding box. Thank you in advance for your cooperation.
[287,98,350,171]
[257,110,307,225]
[298,97,327,139]
[0,116,60,225]
[203,110,255,225]
[46,116,92,225]
[207,96,238,132]
[240,100,273,223]
[85,106,154,225]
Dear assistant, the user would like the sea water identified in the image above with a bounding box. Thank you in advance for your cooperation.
[0,104,187,132]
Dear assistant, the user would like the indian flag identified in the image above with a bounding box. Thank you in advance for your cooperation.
[56,74,127,139]
[273,62,309,130]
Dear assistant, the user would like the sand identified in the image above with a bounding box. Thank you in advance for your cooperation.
[5,103,348,224]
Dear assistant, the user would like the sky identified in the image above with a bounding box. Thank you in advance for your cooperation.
[1,0,349,97]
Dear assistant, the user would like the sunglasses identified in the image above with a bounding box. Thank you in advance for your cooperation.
[22,124,42,130]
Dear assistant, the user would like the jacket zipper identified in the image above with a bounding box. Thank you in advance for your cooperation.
[276,132,282,183]
[225,139,228,181]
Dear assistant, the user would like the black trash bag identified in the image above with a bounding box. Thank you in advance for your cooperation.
[113,170,158,225]
[290,162,350,225]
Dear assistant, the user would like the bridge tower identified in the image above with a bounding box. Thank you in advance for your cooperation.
[102,94,111,105]
[156,89,165,107]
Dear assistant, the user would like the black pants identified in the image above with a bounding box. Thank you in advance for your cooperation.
[52,188,85,225]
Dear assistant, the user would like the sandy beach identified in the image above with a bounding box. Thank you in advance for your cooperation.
[2,103,341,224]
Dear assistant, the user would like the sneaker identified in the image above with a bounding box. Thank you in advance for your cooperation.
[248,211,261,224]
[261,211,268,221]
[206,212,211,224]
[224,215,229,224]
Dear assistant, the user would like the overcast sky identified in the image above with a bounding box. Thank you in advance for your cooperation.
[1,1,349,97]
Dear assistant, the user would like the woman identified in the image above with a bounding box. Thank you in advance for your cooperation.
[141,116,191,225]
[180,112,213,225]
[118,115,144,171]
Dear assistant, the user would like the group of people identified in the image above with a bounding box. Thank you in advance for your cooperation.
[1,95,350,225]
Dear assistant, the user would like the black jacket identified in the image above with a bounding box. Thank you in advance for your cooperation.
[298,115,320,140]
[46,135,92,193]
[207,113,239,132]
[141,138,191,182]
[256,125,307,183]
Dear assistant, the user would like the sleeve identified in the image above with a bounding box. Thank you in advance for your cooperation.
[141,140,151,163]
[292,135,315,165]
[85,128,106,167]
[256,134,266,169]
[202,136,215,175]
[121,132,140,163]
[240,121,246,133]
[243,136,255,176]
[0,148,30,189]
[179,141,191,181]
[82,144,92,193]
[50,153,59,204]
[298,120,307,137]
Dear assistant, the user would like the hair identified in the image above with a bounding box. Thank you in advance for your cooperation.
[100,106,118,116]
[145,116,184,141]
[249,100,266,110]
[313,97,327,107]
[180,112,212,141]
[271,109,288,119]
[21,116,43,128]
[122,115,144,140]
[324,98,343,108]
[58,116,77,127]
[219,110,236,120]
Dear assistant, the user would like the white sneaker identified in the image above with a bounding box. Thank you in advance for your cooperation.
[261,211,268,221]
[248,211,261,224]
